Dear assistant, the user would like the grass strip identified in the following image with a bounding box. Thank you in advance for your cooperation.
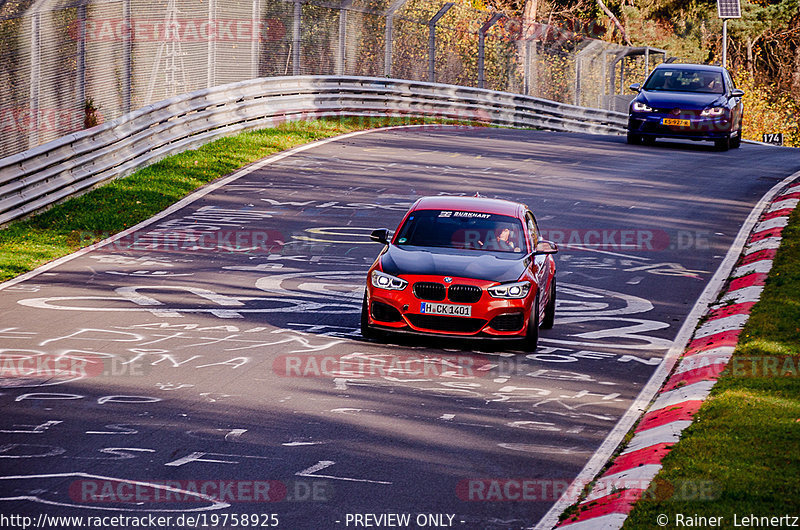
[623,204,800,528]
[0,117,480,282]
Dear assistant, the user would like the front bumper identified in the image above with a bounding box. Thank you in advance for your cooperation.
[628,113,735,140]
[366,276,535,338]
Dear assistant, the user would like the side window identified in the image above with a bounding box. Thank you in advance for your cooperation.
[526,212,538,252]
[724,70,735,92]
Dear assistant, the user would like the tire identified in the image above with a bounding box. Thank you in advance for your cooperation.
[541,278,556,330]
[715,136,730,151]
[626,132,641,145]
[521,293,540,352]
[642,136,656,146]
[730,131,742,149]
[360,293,380,341]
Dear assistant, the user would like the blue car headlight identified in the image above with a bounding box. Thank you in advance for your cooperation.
[371,270,408,291]
[488,281,531,299]
[632,101,654,113]
[700,107,726,117]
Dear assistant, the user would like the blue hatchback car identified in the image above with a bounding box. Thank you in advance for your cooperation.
[627,63,745,151]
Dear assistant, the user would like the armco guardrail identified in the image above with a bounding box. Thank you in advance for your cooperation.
[0,76,627,226]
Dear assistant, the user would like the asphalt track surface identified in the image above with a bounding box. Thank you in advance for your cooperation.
[1,127,799,530]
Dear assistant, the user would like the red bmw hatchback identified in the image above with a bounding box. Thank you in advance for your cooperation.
[362,196,557,351]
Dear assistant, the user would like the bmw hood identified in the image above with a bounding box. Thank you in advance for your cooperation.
[638,91,726,111]
[379,245,526,283]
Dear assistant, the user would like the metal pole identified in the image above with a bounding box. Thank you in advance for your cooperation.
[208,0,216,88]
[530,38,538,97]
[574,52,580,106]
[384,16,394,77]
[600,50,607,109]
[722,19,728,68]
[478,13,502,89]
[384,0,409,78]
[337,0,352,75]
[76,3,86,120]
[123,0,131,112]
[428,3,454,83]
[251,0,261,78]
[293,0,301,75]
[523,39,530,95]
[29,11,41,146]
[478,33,485,88]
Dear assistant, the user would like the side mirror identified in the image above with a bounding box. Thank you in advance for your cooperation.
[629,83,641,92]
[370,228,390,245]
[534,239,558,255]
[730,88,745,98]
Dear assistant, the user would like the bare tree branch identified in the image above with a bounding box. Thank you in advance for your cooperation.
[595,0,632,46]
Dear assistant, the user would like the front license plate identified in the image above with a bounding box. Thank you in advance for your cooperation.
[661,118,691,127]
[420,302,472,317]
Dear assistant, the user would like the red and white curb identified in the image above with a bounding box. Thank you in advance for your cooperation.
[552,181,800,530]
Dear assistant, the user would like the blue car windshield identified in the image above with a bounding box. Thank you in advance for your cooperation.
[395,209,526,253]
[643,69,725,94]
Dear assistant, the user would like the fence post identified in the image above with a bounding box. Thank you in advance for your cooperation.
[522,39,529,95]
[337,0,352,75]
[123,0,131,113]
[530,39,538,97]
[29,11,41,147]
[208,0,217,87]
[428,3,453,83]
[478,13,503,89]
[76,3,87,127]
[252,0,261,78]
[383,0,408,78]
[574,52,581,106]
[292,0,301,75]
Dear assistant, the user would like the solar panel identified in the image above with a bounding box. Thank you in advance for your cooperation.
[717,0,742,18]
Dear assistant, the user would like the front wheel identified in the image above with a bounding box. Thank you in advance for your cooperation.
[626,132,641,145]
[730,131,742,149]
[360,293,380,341]
[521,294,540,352]
[715,136,730,151]
[541,278,556,330]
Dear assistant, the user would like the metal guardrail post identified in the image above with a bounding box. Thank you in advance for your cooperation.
[292,0,301,75]
[384,0,409,78]
[337,0,353,76]
[428,3,453,83]
[478,13,503,89]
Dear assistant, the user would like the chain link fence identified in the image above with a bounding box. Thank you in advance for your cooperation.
[0,0,668,159]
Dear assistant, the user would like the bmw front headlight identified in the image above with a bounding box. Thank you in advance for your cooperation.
[488,281,531,299]
[371,270,408,291]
